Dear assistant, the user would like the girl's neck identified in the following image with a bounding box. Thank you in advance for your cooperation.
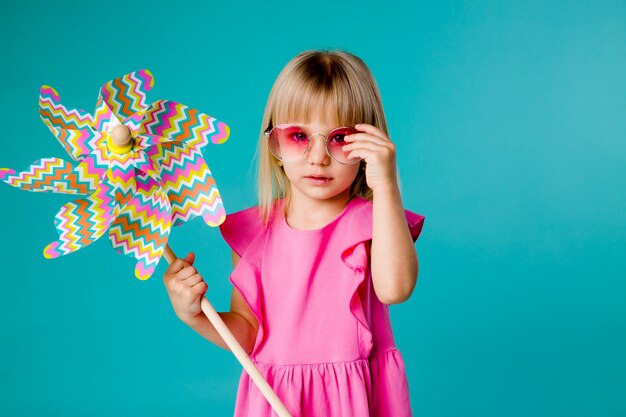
[284,192,353,230]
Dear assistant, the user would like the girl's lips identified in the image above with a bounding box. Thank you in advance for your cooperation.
[306,176,332,185]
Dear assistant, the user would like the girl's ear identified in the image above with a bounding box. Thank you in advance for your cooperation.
[277,160,283,167]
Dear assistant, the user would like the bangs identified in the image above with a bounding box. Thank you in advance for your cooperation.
[270,57,372,128]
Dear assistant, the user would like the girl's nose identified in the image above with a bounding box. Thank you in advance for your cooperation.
[306,134,330,164]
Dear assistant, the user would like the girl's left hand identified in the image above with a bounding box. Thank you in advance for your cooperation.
[343,123,398,191]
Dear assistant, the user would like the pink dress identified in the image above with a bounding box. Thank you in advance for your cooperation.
[218,195,425,417]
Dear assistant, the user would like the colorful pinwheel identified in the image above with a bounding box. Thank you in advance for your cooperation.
[0,69,228,280]
[0,70,292,416]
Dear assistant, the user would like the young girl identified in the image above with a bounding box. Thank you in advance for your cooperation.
[163,49,425,417]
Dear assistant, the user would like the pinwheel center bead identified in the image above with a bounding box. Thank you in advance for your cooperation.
[108,125,133,154]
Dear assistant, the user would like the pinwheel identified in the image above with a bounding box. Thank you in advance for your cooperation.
[0,70,291,416]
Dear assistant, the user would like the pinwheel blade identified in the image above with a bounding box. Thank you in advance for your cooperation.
[39,86,96,161]
[96,69,154,128]
[43,170,136,259]
[154,142,226,227]
[92,94,118,132]
[138,99,230,150]
[0,158,95,194]
[109,172,172,280]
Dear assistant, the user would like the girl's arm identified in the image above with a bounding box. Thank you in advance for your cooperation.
[343,123,419,305]
[180,251,260,354]
[370,183,419,305]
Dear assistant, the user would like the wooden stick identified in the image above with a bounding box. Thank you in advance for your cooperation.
[162,245,292,417]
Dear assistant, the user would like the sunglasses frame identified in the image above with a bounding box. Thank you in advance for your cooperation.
[264,124,361,165]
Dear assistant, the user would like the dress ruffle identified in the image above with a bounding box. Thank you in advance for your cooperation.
[339,200,426,272]
[369,349,413,416]
[235,358,373,416]
[219,206,268,355]
[233,349,413,416]
[218,205,267,258]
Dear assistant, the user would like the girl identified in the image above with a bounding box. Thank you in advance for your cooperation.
[163,49,426,417]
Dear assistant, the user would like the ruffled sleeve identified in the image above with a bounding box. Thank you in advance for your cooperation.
[340,198,426,270]
[338,197,426,355]
[218,206,268,356]
[405,209,426,243]
[218,206,266,257]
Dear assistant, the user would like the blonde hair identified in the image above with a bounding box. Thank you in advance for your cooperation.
[256,49,395,225]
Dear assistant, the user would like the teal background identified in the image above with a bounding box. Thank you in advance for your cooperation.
[1,1,624,416]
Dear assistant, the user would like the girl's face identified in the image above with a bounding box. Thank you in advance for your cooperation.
[279,108,360,204]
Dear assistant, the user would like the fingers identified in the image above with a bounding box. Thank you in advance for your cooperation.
[191,279,208,296]
[167,257,188,274]
[344,140,395,160]
[164,259,198,291]
[343,130,395,163]
[344,135,395,156]
[184,273,203,287]
[168,271,208,296]
[346,149,367,162]
[177,275,208,299]
[177,265,198,280]
[161,254,207,323]
[345,132,389,146]
[354,123,389,141]
[343,139,390,153]
[165,252,196,277]
[184,252,195,265]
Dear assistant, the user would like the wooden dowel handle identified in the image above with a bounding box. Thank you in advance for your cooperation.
[163,244,292,417]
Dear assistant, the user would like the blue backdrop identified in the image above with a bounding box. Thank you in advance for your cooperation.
[1,1,624,416]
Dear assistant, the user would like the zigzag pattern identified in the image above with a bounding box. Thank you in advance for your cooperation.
[107,158,137,194]
[100,69,153,122]
[150,139,201,173]
[92,94,117,132]
[130,148,160,179]
[71,144,112,190]
[48,126,105,161]
[140,100,230,151]
[39,86,95,161]
[39,86,93,131]
[173,185,225,227]
[134,133,172,150]
[0,158,94,194]
[160,153,226,226]
[123,111,146,134]
[43,173,135,259]
[109,172,171,280]
[152,141,197,177]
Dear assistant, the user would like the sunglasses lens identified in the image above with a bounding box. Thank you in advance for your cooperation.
[328,127,361,164]
[268,125,309,161]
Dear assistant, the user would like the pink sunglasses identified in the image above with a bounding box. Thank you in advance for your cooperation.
[264,124,361,165]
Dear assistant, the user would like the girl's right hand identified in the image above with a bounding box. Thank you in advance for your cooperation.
[163,252,208,324]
